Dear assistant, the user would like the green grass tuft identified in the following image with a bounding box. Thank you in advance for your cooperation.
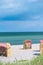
[0,55,43,65]
[0,61,3,65]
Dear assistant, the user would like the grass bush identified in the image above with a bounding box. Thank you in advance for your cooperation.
[0,61,3,65]
[0,55,43,65]
[30,55,43,65]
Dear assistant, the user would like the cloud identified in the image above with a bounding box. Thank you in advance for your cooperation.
[31,14,43,21]
[0,0,43,21]
[28,0,38,2]
[0,21,43,32]
[0,21,43,28]
[0,0,43,32]
[0,0,24,17]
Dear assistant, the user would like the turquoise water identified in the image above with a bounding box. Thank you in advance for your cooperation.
[0,32,43,45]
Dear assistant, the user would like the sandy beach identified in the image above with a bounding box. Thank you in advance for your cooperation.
[0,44,40,63]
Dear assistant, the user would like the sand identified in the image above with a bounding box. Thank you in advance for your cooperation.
[0,44,40,63]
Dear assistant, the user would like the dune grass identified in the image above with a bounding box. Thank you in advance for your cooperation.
[0,55,43,65]
[30,55,43,65]
[0,61,3,65]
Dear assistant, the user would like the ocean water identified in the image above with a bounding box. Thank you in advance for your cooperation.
[0,32,43,45]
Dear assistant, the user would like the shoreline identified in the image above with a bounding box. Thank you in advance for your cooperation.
[0,44,40,63]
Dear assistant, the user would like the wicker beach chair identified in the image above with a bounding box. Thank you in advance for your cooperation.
[0,43,11,57]
[40,40,43,55]
[23,40,31,49]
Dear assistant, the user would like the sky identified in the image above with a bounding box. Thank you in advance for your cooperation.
[0,0,43,32]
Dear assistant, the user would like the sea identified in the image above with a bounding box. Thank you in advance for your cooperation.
[0,32,43,45]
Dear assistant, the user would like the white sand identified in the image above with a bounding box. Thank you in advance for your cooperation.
[0,44,40,63]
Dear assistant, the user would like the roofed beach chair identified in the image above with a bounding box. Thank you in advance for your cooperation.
[0,43,11,57]
[40,40,43,55]
[23,40,31,49]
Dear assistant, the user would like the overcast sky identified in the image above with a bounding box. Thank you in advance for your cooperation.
[0,0,43,32]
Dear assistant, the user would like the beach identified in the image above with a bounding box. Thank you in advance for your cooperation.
[0,44,40,63]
